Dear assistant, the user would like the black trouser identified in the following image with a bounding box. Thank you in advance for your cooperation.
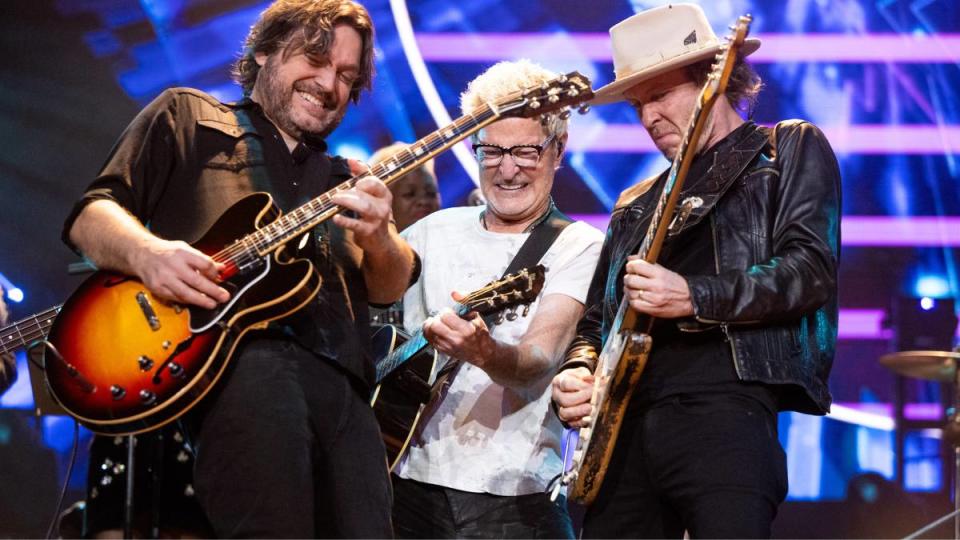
[583,393,788,539]
[392,475,574,539]
[190,338,393,538]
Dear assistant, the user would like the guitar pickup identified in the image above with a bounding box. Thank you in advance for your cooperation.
[135,292,161,331]
[668,196,704,236]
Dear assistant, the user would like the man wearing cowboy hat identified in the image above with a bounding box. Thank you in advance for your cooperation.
[551,3,841,538]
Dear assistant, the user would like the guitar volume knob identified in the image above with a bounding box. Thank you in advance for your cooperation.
[110,385,126,400]
[138,356,154,371]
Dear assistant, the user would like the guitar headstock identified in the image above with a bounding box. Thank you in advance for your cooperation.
[460,265,546,320]
[701,15,752,106]
[496,72,594,121]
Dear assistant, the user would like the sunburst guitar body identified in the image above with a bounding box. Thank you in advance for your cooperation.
[46,193,319,434]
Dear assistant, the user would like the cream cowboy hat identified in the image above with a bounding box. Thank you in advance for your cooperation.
[592,3,761,105]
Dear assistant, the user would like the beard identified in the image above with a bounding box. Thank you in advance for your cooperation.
[255,56,346,141]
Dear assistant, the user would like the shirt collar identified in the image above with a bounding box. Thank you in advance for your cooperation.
[232,96,329,156]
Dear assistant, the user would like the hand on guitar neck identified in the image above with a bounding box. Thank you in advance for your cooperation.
[422,290,497,370]
[622,256,694,319]
[423,290,584,389]
[330,174,415,305]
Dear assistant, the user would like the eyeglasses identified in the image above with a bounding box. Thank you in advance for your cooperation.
[472,134,555,169]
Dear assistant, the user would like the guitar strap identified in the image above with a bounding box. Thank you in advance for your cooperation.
[480,201,573,327]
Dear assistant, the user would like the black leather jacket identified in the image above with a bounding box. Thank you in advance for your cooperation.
[562,120,841,414]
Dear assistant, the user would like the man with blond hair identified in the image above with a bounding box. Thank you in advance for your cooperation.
[391,59,603,538]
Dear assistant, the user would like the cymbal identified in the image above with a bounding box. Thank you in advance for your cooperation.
[879,350,960,382]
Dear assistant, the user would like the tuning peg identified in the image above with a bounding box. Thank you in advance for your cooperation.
[506,308,518,322]
[568,88,580,97]
[577,104,591,115]
[494,312,505,325]
[529,99,541,110]
[522,304,531,317]
[548,94,560,104]
[559,110,572,120]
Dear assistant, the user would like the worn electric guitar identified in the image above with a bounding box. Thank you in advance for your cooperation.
[45,73,593,435]
[0,305,62,355]
[558,17,753,504]
[369,265,546,470]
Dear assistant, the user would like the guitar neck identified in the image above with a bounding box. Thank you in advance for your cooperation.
[374,303,472,383]
[0,305,62,355]
[621,91,717,332]
[635,98,707,265]
[212,106,501,276]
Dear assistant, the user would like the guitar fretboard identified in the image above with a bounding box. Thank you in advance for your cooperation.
[374,302,470,383]
[634,97,705,262]
[0,305,62,355]
[213,105,502,276]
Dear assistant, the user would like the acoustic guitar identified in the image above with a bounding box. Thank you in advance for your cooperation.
[370,265,545,470]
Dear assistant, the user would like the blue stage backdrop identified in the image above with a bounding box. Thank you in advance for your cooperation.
[0,0,958,534]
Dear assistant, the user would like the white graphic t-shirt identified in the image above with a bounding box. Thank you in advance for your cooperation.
[394,205,603,496]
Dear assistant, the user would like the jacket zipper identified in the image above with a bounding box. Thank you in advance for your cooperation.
[706,212,743,379]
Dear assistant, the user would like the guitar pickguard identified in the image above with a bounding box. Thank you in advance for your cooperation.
[189,255,269,332]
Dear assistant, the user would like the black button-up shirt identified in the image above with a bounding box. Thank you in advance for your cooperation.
[63,87,378,388]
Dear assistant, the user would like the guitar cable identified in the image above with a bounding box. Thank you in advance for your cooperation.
[45,417,80,540]
[545,428,577,502]
[24,341,82,539]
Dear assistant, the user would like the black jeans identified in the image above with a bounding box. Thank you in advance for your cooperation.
[190,338,393,538]
[583,393,788,539]
[392,475,574,539]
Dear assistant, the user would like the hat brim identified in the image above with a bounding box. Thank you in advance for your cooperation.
[590,38,761,106]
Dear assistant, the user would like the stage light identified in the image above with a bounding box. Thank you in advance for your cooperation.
[914,275,950,298]
[920,297,935,311]
[0,272,23,303]
[6,288,23,303]
[332,142,371,163]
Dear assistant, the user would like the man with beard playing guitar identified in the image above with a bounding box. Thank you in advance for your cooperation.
[62,1,416,536]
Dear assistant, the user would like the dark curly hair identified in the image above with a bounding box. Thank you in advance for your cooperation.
[232,0,375,103]
[685,55,763,116]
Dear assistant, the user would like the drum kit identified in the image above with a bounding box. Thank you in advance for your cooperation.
[879,348,960,539]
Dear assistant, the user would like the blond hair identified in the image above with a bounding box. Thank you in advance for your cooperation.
[459,59,568,142]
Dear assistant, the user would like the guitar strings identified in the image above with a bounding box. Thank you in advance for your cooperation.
[208,109,498,271]
[376,270,536,378]
[0,320,56,353]
[206,74,584,271]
